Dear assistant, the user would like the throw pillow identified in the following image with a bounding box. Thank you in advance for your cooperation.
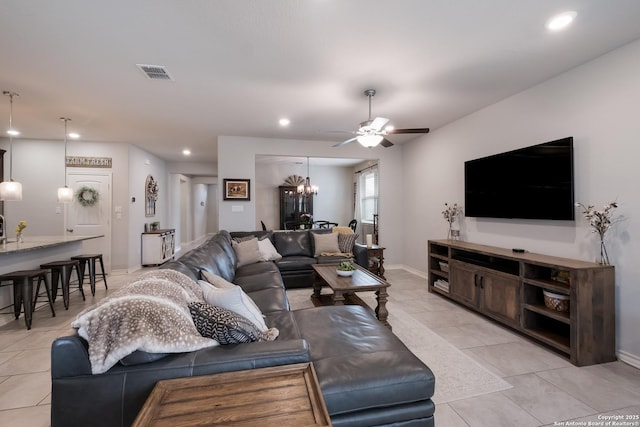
[258,237,282,261]
[201,270,236,289]
[232,237,263,267]
[188,302,279,344]
[312,232,340,256]
[197,280,268,331]
[338,233,359,254]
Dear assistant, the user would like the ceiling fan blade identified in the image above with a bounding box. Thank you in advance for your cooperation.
[380,138,394,148]
[386,128,430,134]
[369,117,390,131]
[333,136,358,147]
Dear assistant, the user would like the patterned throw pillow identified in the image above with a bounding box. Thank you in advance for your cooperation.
[338,233,359,254]
[188,302,279,345]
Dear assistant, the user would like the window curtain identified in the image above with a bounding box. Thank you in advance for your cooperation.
[355,164,379,238]
[354,179,362,237]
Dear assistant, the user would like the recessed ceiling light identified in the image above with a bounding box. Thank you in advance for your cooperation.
[547,11,577,31]
[279,118,290,126]
[182,149,191,156]
[68,132,80,139]
[6,129,19,136]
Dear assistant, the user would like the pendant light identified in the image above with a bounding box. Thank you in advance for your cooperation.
[57,117,74,203]
[297,157,318,196]
[0,91,23,201]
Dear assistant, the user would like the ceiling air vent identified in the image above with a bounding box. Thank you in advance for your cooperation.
[136,64,174,81]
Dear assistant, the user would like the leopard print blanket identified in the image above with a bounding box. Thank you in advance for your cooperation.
[72,269,218,374]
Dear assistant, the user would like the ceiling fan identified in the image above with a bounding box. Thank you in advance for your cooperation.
[333,89,430,148]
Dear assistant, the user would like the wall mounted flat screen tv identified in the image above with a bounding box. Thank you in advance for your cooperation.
[464,137,574,220]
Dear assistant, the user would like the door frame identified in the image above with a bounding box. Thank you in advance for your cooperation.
[64,170,113,273]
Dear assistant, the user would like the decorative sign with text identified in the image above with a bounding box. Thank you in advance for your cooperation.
[66,156,112,168]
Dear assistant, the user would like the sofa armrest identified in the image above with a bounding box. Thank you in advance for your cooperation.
[51,335,93,378]
[353,243,368,268]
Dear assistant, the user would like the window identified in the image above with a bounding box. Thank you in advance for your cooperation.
[359,166,379,223]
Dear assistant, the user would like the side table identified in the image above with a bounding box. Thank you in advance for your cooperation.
[357,243,386,279]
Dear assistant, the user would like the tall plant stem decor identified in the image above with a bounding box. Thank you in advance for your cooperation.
[575,201,620,265]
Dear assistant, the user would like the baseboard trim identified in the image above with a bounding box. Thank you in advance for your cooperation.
[617,350,640,369]
[388,264,428,280]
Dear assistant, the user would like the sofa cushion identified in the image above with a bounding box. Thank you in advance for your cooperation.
[258,237,282,261]
[311,232,340,256]
[197,280,268,331]
[201,270,235,289]
[188,302,278,344]
[293,305,436,416]
[232,238,263,267]
[275,256,317,271]
[273,231,312,257]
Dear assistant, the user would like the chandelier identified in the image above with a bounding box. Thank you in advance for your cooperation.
[297,157,318,196]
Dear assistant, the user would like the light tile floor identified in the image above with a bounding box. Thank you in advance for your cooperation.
[0,267,638,427]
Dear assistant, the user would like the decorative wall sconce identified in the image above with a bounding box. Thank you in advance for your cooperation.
[145,174,158,217]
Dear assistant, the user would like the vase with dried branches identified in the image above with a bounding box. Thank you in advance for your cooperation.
[442,203,463,240]
[575,201,620,265]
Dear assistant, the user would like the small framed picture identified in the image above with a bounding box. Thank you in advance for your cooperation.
[223,179,250,201]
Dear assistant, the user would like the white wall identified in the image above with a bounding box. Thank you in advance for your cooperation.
[128,145,167,270]
[403,39,640,362]
[192,182,208,238]
[255,159,355,230]
[218,137,406,265]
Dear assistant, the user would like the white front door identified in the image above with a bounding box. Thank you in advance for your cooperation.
[65,172,112,273]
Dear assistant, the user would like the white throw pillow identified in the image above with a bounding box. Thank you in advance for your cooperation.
[258,238,282,261]
[312,232,340,256]
[232,238,263,267]
[197,280,267,331]
[201,270,236,289]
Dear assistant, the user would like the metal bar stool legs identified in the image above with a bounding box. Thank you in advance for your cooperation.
[33,274,57,319]
[72,254,108,296]
[0,269,54,330]
[40,260,83,310]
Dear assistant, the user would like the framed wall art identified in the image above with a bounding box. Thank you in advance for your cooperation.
[223,178,250,201]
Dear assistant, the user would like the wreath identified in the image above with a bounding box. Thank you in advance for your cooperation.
[76,186,100,207]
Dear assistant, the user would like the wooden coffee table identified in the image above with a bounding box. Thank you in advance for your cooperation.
[133,363,331,426]
[311,264,391,329]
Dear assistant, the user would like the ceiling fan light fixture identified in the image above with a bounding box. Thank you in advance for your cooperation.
[357,134,384,148]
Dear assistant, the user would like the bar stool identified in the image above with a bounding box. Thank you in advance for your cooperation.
[40,260,84,310]
[71,254,108,296]
[0,269,56,330]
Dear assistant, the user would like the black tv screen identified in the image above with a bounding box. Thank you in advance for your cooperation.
[464,137,574,220]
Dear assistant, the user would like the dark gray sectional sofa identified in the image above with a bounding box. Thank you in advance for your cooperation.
[51,230,435,427]
[229,229,368,288]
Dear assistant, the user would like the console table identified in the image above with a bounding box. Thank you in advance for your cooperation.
[427,239,615,366]
[141,229,175,266]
